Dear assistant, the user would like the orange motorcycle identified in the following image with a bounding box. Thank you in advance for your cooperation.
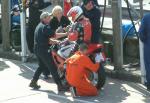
[51,21,106,90]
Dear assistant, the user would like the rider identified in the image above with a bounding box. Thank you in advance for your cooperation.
[65,43,100,96]
[67,6,92,43]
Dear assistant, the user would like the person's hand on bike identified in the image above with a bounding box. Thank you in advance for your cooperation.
[95,53,101,63]
[49,38,61,45]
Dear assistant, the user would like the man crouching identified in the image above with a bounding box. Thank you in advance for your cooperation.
[65,43,100,96]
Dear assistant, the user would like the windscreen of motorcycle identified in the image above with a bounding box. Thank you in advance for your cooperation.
[57,41,76,59]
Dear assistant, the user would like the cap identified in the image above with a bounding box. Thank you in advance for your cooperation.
[40,12,52,20]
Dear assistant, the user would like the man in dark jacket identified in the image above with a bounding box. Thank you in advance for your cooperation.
[29,12,68,91]
[81,0,101,43]
[139,13,150,91]
[26,0,52,79]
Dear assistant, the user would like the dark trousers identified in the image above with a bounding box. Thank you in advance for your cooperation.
[43,68,50,76]
[33,46,61,85]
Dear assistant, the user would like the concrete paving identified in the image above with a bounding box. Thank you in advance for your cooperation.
[0,58,150,103]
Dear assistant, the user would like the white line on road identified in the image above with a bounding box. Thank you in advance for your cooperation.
[22,63,36,73]
[0,93,41,103]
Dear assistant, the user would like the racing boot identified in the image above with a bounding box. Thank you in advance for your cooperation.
[29,80,41,90]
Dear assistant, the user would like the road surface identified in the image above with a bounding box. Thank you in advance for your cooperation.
[0,58,150,103]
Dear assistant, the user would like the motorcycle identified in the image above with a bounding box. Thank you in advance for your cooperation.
[51,22,106,90]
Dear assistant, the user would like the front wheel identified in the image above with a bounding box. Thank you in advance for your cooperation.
[96,63,106,89]
[89,63,106,90]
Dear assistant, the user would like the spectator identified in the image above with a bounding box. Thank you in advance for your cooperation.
[50,5,70,33]
[81,0,101,43]
[11,5,20,24]
[139,13,150,91]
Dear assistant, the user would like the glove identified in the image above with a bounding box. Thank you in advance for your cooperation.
[95,53,101,63]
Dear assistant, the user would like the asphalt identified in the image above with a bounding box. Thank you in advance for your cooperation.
[0,58,150,103]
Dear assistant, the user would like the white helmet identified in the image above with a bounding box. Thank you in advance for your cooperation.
[67,6,83,22]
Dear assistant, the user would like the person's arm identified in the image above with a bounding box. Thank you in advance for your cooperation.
[44,24,68,40]
[55,33,68,39]
[49,38,60,45]
[139,16,147,42]
[82,55,99,72]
